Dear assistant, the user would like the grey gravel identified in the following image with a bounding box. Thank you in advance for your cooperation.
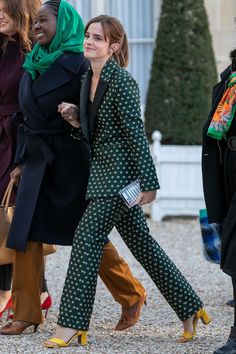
[0,218,232,354]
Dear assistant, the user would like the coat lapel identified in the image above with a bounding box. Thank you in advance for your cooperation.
[32,62,70,98]
[80,58,118,142]
[80,69,92,144]
[32,53,86,99]
[19,73,48,127]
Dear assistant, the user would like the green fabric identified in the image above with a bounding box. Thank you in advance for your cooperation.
[23,1,84,80]
[207,72,236,140]
[199,209,207,219]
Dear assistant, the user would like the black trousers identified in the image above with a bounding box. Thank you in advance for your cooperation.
[233,278,236,326]
[0,264,12,291]
[0,264,48,292]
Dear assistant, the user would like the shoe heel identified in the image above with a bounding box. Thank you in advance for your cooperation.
[7,309,11,321]
[8,313,13,320]
[44,308,49,319]
[198,309,212,325]
[78,331,87,346]
[33,324,39,333]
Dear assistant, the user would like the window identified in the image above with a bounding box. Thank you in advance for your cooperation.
[68,0,161,106]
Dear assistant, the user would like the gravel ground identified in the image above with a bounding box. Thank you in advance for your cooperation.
[0,217,232,354]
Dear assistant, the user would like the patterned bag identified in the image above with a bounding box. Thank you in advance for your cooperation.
[119,179,141,208]
[199,209,221,264]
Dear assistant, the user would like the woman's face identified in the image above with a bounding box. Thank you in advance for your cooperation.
[0,0,17,35]
[34,4,57,46]
[84,22,112,62]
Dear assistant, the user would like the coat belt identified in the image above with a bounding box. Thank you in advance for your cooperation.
[0,104,19,116]
[19,128,67,165]
[6,128,68,251]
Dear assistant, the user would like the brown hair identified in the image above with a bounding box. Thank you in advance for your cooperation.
[85,15,129,68]
[3,0,41,52]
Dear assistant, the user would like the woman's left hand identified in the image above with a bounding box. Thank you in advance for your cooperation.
[10,165,22,185]
[136,190,157,206]
[58,102,80,128]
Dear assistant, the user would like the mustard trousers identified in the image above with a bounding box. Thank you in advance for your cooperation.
[12,241,145,324]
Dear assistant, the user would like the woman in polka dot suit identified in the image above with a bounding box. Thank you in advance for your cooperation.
[45,15,211,349]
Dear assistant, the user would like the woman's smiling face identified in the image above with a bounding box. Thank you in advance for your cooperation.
[34,4,57,46]
[0,0,17,36]
[84,22,112,62]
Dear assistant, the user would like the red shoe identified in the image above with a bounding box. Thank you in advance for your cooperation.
[0,298,12,320]
[8,295,52,320]
[41,295,52,318]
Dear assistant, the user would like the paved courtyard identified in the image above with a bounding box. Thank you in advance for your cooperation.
[0,217,232,354]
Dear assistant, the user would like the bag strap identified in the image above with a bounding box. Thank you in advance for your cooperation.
[1,180,15,211]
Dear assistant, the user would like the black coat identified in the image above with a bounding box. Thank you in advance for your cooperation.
[202,64,236,277]
[7,52,90,251]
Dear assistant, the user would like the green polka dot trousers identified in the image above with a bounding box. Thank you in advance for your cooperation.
[58,197,203,330]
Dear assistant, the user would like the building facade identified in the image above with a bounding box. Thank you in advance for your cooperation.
[67,0,236,103]
[68,0,161,105]
[205,0,236,74]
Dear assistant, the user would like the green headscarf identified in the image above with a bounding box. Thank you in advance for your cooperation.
[23,0,84,80]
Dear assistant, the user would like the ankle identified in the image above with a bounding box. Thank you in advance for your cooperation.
[182,314,195,333]
[0,290,11,301]
[55,326,78,342]
[40,291,49,304]
[0,291,11,311]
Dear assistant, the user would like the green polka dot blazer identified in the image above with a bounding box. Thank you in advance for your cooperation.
[76,58,160,199]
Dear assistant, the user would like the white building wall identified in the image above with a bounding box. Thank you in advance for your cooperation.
[205,0,236,75]
[67,0,162,105]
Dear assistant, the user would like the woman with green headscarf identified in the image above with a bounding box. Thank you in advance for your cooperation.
[0,0,90,335]
[0,0,147,335]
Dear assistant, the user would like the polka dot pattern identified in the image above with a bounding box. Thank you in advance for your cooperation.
[60,59,203,331]
[73,58,160,198]
[58,197,203,330]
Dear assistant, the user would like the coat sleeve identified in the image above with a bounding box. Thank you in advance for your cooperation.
[115,72,160,191]
[70,63,89,142]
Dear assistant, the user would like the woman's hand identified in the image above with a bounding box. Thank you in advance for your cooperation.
[136,190,157,206]
[58,102,80,128]
[10,165,22,185]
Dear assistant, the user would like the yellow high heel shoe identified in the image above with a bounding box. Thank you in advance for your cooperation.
[44,331,87,348]
[178,308,212,343]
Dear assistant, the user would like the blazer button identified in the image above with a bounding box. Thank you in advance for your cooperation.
[23,116,27,121]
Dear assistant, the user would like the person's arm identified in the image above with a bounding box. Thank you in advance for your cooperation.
[58,102,80,128]
[58,102,85,142]
[10,165,22,185]
[58,63,89,141]
[115,72,160,204]
[11,112,26,185]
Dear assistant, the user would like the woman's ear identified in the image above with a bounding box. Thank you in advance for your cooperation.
[110,43,120,53]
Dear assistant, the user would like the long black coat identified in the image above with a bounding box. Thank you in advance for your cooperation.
[202,64,236,277]
[7,52,90,251]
